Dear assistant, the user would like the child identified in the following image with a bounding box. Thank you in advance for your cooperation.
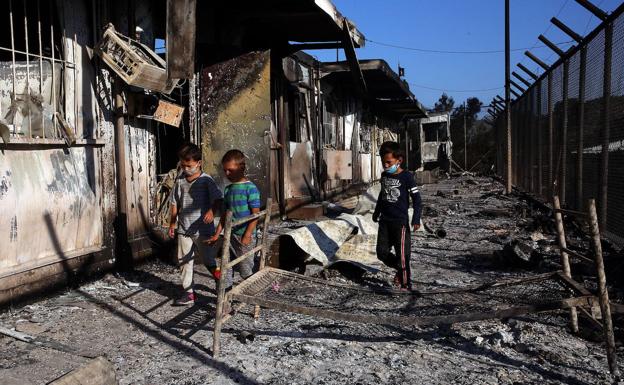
[169,143,223,306]
[372,141,422,290]
[208,149,261,289]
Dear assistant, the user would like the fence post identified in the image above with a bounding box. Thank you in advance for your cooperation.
[523,97,529,189]
[547,73,554,201]
[537,81,543,197]
[561,60,569,205]
[527,88,535,193]
[577,46,586,212]
[600,22,613,231]
[505,0,512,194]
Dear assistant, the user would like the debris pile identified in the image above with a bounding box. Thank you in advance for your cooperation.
[0,176,622,384]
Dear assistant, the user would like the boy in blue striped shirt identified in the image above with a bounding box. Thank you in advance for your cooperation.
[208,149,261,288]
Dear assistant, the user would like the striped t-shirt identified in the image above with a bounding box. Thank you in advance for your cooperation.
[170,173,223,236]
[224,181,261,235]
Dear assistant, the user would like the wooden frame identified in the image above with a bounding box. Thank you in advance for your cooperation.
[553,195,619,376]
[212,198,273,357]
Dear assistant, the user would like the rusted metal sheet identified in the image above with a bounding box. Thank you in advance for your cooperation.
[153,100,185,127]
[166,0,196,79]
[324,150,353,180]
[200,51,272,199]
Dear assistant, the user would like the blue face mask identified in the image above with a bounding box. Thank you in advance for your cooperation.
[384,163,399,174]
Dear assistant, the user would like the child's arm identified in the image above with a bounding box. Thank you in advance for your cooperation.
[241,207,260,245]
[168,180,180,238]
[207,215,225,244]
[372,189,382,222]
[407,175,422,230]
[169,204,178,238]
[241,184,262,245]
[203,177,224,224]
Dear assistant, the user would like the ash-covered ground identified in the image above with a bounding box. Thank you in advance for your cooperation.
[1,176,622,385]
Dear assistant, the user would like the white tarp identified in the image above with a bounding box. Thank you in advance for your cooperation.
[279,213,383,271]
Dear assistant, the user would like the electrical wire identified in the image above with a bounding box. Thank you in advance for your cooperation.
[519,0,570,73]
[365,38,574,54]
[408,83,503,93]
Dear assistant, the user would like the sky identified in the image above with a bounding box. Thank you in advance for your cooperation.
[310,0,623,110]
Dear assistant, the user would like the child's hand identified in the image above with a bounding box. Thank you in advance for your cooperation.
[205,234,219,245]
[413,224,421,232]
[203,210,214,224]
[241,233,253,246]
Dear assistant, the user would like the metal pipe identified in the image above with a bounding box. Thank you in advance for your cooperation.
[599,22,612,230]
[506,0,512,193]
[518,63,539,80]
[561,59,569,204]
[525,51,550,71]
[73,33,78,136]
[529,88,535,192]
[509,79,526,93]
[37,0,44,138]
[577,46,586,211]
[547,73,553,200]
[50,1,58,138]
[551,17,583,43]
[512,71,532,88]
[538,34,565,57]
[9,0,16,114]
[24,0,32,138]
[537,80,543,196]
[574,0,608,20]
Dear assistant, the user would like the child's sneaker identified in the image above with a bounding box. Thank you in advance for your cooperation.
[393,272,401,287]
[173,291,196,306]
[208,267,221,281]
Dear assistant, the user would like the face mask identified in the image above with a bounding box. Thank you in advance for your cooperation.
[183,163,200,176]
[384,163,399,174]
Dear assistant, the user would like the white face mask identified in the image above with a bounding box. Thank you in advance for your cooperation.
[183,162,200,176]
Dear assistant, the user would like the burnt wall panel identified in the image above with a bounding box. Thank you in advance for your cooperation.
[0,147,104,277]
[200,51,272,202]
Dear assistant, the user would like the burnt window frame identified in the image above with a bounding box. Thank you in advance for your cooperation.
[0,0,84,144]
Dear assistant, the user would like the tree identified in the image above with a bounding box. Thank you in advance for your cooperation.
[434,93,455,113]
[449,96,485,170]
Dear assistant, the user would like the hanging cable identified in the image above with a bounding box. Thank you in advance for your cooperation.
[408,83,504,93]
[364,38,574,54]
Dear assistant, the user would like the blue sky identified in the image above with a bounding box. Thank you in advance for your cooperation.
[311,0,622,110]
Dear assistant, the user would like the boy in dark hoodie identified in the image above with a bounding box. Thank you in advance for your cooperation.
[373,141,422,290]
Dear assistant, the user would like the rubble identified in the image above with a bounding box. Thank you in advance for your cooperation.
[0,176,621,384]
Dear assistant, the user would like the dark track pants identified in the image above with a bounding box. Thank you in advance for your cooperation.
[376,221,412,288]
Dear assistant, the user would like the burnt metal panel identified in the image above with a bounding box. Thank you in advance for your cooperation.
[166,0,196,79]
[200,51,272,200]
[0,147,104,277]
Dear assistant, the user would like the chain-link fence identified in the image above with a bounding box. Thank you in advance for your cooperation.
[497,4,624,245]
